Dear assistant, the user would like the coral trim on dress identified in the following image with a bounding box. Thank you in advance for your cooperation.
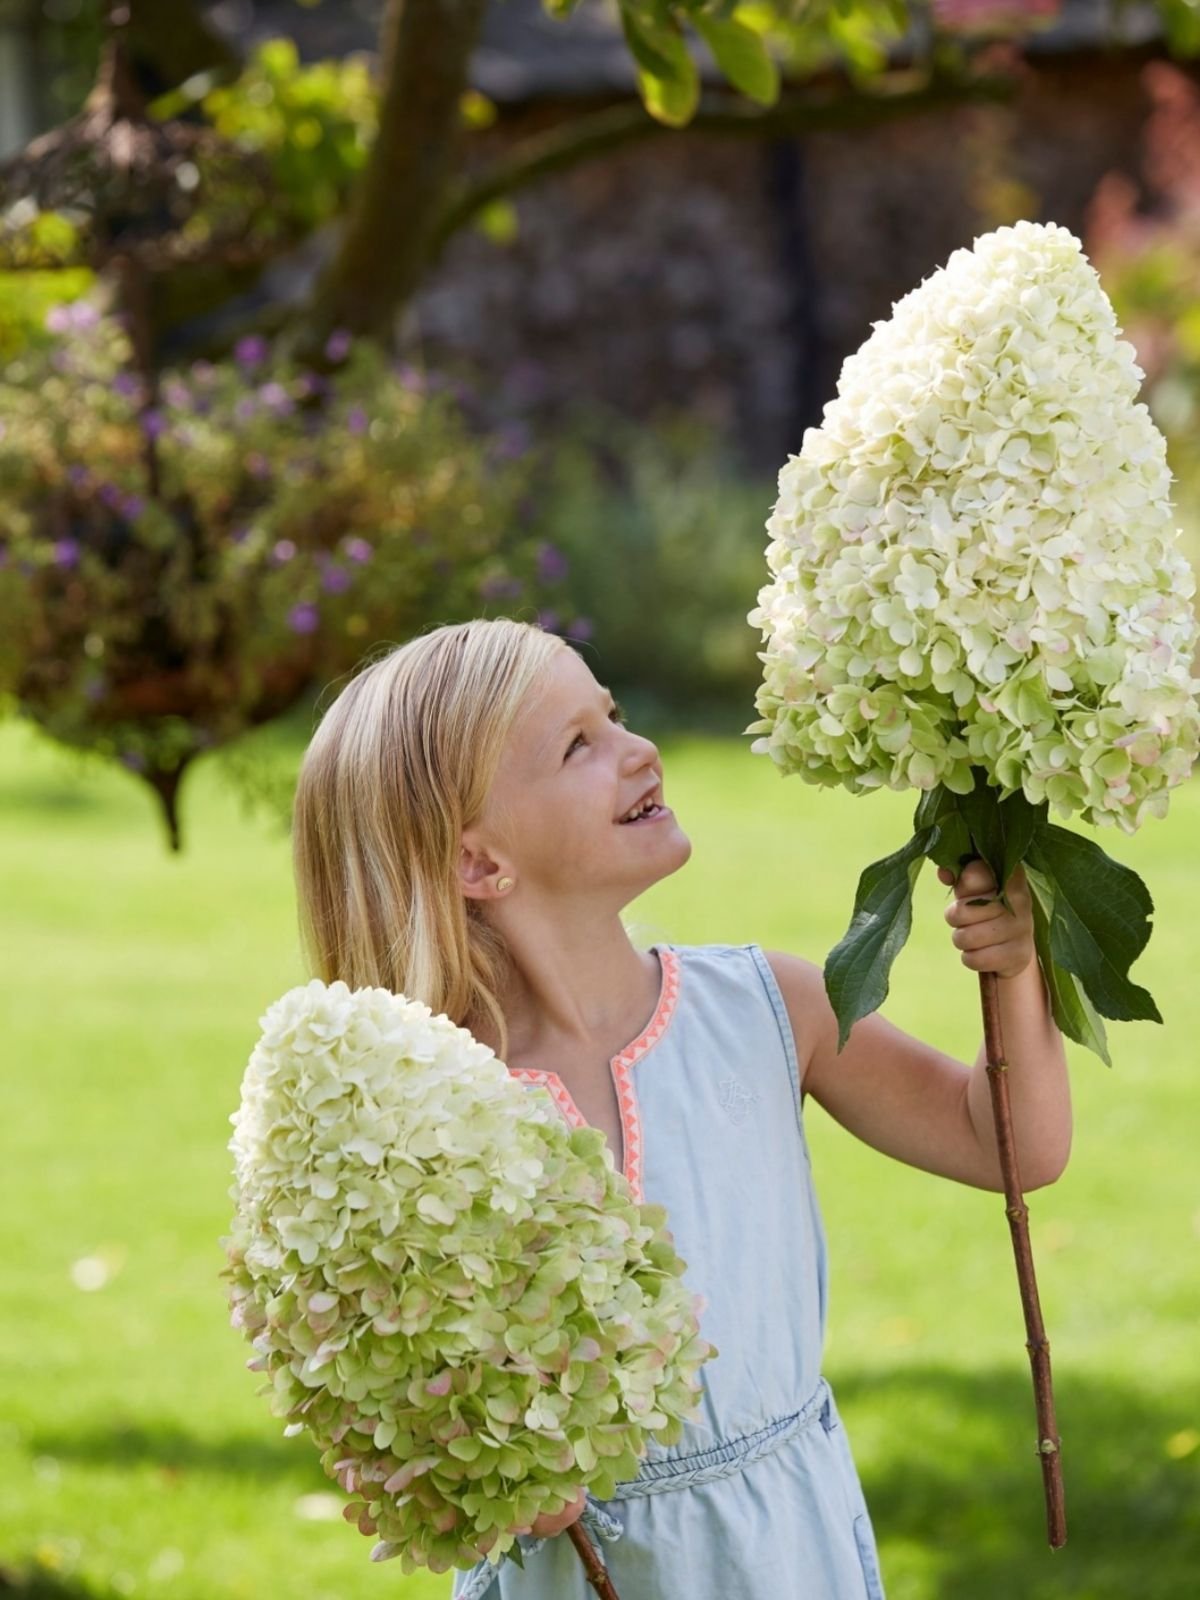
[506,944,682,1204]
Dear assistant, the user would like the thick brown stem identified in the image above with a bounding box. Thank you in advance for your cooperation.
[566,1521,621,1599]
[978,969,1067,1549]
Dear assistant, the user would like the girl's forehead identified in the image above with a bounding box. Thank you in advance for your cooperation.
[509,652,599,766]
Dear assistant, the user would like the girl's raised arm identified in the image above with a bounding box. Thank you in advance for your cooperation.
[763,861,1072,1191]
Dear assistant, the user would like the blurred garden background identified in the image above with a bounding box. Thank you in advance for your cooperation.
[2,0,1199,1595]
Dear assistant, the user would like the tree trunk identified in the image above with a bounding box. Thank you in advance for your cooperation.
[126,0,241,98]
[302,0,492,349]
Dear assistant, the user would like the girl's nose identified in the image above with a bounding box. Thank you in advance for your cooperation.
[625,729,659,765]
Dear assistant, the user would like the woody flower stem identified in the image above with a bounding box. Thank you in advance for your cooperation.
[566,1524,622,1599]
[979,969,1066,1549]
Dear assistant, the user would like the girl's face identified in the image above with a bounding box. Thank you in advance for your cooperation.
[463,648,692,908]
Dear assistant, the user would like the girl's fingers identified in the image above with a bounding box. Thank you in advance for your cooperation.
[945,896,1008,930]
[956,938,1034,975]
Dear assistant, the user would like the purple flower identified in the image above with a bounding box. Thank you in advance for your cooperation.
[566,616,594,642]
[118,750,147,772]
[230,526,252,545]
[53,538,81,568]
[234,397,257,423]
[235,335,270,368]
[190,359,216,385]
[325,330,352,362]
[45,305,72,334]
[504,358,550,406]
[259,381,294,415]
[342,537,372,564]
[122,495,146,519]
[272,539,297,564]
[320,562,351,594]
[536,541,569,584]
[492,420,533,462]
[67,465,90,487]
[141,408,167,439]
[288,601,320,634]
[479,573,524,601]
[347,406,369,436]
[392,361,425,391]
[98,484,123,509]
[162,379,191,409]
[113,372,141,399]
[535,609,561,634]
[70,301,99,330]
[247,452,271,479]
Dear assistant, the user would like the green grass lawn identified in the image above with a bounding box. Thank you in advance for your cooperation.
[2,713,1197,1600]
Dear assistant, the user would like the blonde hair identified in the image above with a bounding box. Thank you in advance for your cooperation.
[292,617,568,1061]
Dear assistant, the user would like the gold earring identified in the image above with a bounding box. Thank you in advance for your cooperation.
[496,876,514,893]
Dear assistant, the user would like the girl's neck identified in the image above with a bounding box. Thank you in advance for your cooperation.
[483,919,661,1069]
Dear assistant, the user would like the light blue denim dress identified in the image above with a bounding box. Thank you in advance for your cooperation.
[450,941,886,1600]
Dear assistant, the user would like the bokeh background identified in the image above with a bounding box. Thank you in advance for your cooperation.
[2,1,1198,1596]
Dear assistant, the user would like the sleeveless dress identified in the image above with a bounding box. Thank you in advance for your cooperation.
[450,941,887,1600]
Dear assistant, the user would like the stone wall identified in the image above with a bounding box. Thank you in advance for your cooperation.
[406,47,1170,476]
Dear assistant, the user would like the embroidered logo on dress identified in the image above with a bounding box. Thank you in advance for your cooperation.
[717,1077,758,1125]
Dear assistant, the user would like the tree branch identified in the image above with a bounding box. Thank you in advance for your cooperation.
[428,66,1019,262]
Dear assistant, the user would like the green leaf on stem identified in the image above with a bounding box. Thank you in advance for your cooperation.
[913,784,972,869]
[824,824,939,1051]
[691,15,780,105]
[1025,825,1162,1024]
[1024,861,1112,1066]
[955,766,1044,912]
[620,6,700,125]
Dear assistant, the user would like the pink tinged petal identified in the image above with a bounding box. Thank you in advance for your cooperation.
[425,1371,452,1396]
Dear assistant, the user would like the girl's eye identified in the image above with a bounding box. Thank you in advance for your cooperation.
[565,702,626,759]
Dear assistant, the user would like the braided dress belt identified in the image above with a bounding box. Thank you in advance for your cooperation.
[454,1375,835,1599]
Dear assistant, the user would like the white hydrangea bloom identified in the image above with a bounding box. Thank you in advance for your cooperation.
[747,219,1200,833]
[222,979,713,1576]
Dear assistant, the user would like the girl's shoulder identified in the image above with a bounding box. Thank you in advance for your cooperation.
[654,938,784,994]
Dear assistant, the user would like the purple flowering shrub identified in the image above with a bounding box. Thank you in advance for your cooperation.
[0,304,564,847]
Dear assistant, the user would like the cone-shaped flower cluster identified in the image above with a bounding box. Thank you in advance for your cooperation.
[748,220,1200,832]
[221,979,713,1575]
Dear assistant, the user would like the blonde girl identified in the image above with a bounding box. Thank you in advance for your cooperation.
[292,616,1071,1599]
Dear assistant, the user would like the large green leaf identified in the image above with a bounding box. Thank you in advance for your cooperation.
[691,14,780,104]
[955,766,1044,911]
[824,825,939,1051]
[912,784,972,870]
[1025,825,1161,1024]
[1024,862,1112,1066]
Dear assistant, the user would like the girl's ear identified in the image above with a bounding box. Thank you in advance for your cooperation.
[459,832,505,899]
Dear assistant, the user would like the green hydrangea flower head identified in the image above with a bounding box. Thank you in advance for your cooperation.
[748,219,1200,833]
[221,978,715,1575]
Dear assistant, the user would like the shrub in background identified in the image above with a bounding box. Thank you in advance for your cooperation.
[524,404,774,734]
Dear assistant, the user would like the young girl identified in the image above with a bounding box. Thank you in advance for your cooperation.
[292,616,1072,1600]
